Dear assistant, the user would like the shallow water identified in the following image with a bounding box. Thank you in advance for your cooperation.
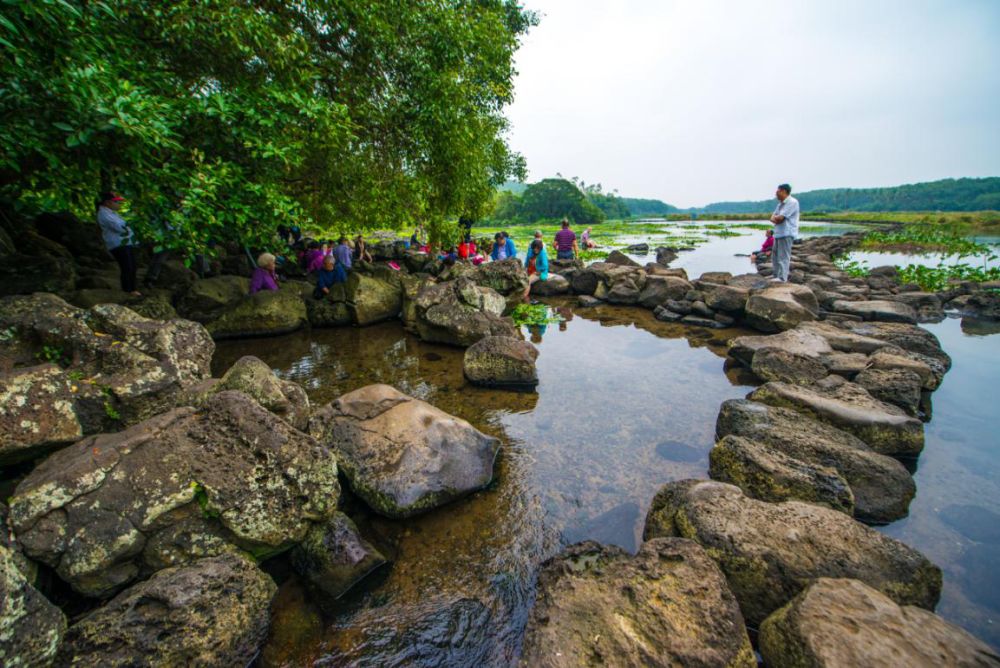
[210,229,1000,663]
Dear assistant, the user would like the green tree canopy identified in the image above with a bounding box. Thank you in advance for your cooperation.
[0,0,535,252]
[489,177,606,224]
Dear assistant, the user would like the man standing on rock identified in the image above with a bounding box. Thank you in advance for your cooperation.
[553,218,578,260]
[769,183,799,281]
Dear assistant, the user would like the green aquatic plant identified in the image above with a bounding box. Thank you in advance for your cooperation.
[896,263,1000,292]
[832,255,870,278]
[511,304,564,327]
[577,249,609,261]
[860,225,993,255]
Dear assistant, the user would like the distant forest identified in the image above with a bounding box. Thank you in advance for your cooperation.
[496,177,1000,222]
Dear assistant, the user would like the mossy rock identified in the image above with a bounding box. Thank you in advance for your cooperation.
[205,288,307,339]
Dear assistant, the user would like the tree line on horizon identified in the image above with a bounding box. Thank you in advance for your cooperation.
[495,176,1000,222]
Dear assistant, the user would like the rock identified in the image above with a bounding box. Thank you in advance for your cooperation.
[203,288,307,339]
[748,378,925,457]
[0,294,214,439]
[463,336,539,389]
[727,273,771,291]
[643,480,941,626]
[709,435,854,515]
[968,290,1000,321]
[698,271,733,285]
[854,367,923,416]
[0,254,77,297]
[291,512,387,600]
[637,275,692,308]
[714,312,736,327]
[842,320,951,371]
[548,258,584,275]
[745,283,819,332]
[570,267,600,295]
[68,289,178,320]
[176,275,250,322]
[653,306,684,322]
[413,277,516,347]
[831,299,917,324]
[9,391,339,597]
[519,538,754,668]
[797,321,894,355]
[690,300,715,318]
[58,554,275,667]
[664,298,693,314]
[576,295,601,308]
[655,246,678,265]
[819,351,870,378]
[645,264,688,280]
[604,250,641,267]
[869,265,899,278]
[751,348,827,385]
[625,242,649,252]
[469,259,529,308]
[572,263,647,302]
[728,328,834,366]
[530,273,570,296]
[306,294,352,328]
[309,384,500,518]
[682,315,726,329]
[0,542,66,668]
[705,285,749,313]
[716,399,915,523]
[868,350,936,390]
[759,578,1000,668]
[185,356,310,430]
[347,272,402,326]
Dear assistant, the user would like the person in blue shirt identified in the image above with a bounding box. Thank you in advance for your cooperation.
[313,254,338,299]
[502,231,516,259]
[522,239,548,302]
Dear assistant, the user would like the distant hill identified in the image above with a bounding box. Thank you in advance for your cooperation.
[620,197,679,216]
[697,177,1000,214]
[498,180,528,196]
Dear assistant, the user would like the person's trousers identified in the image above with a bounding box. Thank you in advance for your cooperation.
[110,245,138,292]
[556,249,574,260]
[772,236,793,281]
[145,249,170,285]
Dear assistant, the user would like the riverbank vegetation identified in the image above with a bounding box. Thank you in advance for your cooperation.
[859,226,996,254]
[1,0,536,253]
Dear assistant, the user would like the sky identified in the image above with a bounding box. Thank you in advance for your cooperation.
[505,0,1000,208]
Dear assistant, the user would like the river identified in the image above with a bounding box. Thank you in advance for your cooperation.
[211,222,1000,664]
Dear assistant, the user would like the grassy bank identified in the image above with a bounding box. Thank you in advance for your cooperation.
[803,210,1000,232]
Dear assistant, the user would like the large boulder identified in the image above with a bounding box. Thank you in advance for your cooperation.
[744,283,819,332]
[519,539,754,668]
[413,277,516,347]
[705,284,750,313]
[0,295,214,459]
[709,435,855,515]
[832,299,917,324]
[469,259,529,308]
[58,554,275,667]
[347,272,402,326]
[854,367,923,416]
[748,376,925,457]
[530,272,570,296]
[67,289,178,320]
[184,356,310,430]
[176,275,249,322]
[728,328,834,366]
[8,391,339,597]
[643,480,941,626]
[637,275,693,309]
[291,512,387,600]
[202,288,307,339]
[0,254,77,297]
[463,336,539,389]
[715,400,915,523]
[759,578,1000,668]
[604,250,641,267]
[309,384,500,518]
[0,542,67,668]
[570,262,647,300]
[842,320,951,380]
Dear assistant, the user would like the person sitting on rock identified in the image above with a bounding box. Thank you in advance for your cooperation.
[751,229,775,264]
[332,236,352,283]
[353,235,372,263]
[490,233,509,261]
[523,239,549,302]
[313,254,338,299]
[96,191,141,296]
[250,253,280,294]
[305,241,325,273]
[581,227,597,249]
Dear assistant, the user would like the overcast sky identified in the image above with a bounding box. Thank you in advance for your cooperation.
[505,0,1000,208]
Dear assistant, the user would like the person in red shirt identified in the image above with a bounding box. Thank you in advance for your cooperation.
[751,228,774,264]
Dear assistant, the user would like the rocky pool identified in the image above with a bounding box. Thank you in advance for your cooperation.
[211,223,1000,664]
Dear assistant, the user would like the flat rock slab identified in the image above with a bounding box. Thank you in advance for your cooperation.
[519,538,755,668]
[9,391,339,597]
[759,578,1000,668]
[748,378,924,457]
[643,480,941,626]
[58,554,276,667]
[310,384,500,518]
[745,283,819,332]
[715,400,915,523]
[728,328,833,366]
[832,299,917,324]
[751,348,828,385]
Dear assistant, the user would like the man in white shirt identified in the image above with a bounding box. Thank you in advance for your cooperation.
[769,183,799,282]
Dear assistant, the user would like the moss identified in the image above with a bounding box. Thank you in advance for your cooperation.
[758,599,813,668]
[191,482,221,520]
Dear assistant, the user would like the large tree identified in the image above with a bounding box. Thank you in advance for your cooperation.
[0,0,534,252]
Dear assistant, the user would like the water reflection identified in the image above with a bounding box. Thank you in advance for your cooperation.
[215,301,755,665]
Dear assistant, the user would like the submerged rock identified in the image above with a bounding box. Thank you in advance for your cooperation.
[744,283,819,332]
[709,435,855,515]
[291,512,387,600]
[759,578,1000,668]
[309,384,500,518]
[748,377,925,457]
[58,554,275,667]
[413,277,516,347]
[715,399,915,523]
[519,538,755,668]
[0,542,66,668]
[9,391,339,597]
[643,479,941,626]
[463,336,539,389]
